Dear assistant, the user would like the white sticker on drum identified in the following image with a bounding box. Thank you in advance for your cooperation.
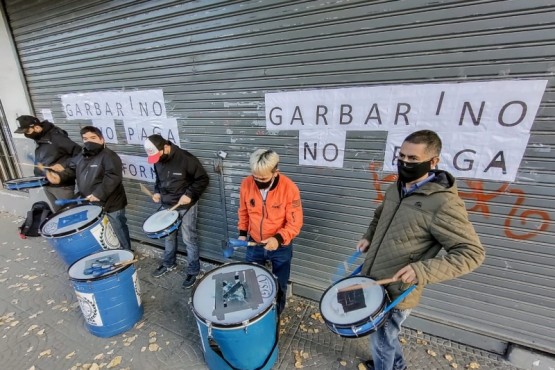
[91,216,120,250]
[132,271,142,306]
[101,216,120,249]
[75,291,103,326]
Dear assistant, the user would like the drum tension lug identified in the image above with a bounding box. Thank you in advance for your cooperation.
[242,320,249,333]
[207,321,213,337]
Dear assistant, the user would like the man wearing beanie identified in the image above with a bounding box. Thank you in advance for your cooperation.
[143,134,209,288]
[14,115,81,211]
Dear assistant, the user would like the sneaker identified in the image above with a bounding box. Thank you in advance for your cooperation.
[182,274,197,289]
[152,264,176,278]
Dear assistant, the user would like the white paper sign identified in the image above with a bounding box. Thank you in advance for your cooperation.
[41,109,54,122]
[123,118,180,146]
[383,131,530,182]
[61,89,166,120]
[265,80,546,133]
[265,80,547,180]
[92,119,118,144]
[75,292,102,326]
[119,154,156,183]
[299,130,346,168]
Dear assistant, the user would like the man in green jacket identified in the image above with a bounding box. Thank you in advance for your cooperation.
[356,130,485,370]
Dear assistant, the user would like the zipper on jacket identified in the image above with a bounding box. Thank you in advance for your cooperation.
[260,198,266,242]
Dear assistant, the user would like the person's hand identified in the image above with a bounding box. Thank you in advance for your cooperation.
[178,194,192,205]
[238,236,247,241]
[152,193,161,203]
[261,237,279,251]
[45,170,61,184]
[86,194,100,202]
[392,265,418,284]
[49,164,65,172]
[356,239,370,252]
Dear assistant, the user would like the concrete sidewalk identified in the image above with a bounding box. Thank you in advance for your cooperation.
[0,211,522,370]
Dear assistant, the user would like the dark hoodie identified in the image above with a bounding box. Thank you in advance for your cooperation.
[32,121,81,187]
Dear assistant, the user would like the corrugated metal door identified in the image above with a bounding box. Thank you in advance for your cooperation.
[4,0,554,354]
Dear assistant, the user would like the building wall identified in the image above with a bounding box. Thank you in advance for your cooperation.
[2,0,554,354]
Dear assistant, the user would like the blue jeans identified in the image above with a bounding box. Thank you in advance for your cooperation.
[246,244,292,315]
[370,308,412,370]
[107,208,131,250]
[163,203,200,276]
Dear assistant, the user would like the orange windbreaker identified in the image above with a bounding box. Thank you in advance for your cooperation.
[238,174,303,246]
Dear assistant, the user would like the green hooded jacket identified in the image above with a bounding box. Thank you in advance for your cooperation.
[361,170,485,310]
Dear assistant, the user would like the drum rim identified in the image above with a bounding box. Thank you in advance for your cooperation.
[191,262,278,328]
[68,250,136,281]
[319,275,387,327]
[142,209,180,233]
[143,220,181,238]
[40,203,103,237]
[4,176,48,189]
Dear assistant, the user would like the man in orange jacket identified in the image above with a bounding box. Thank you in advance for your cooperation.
[238,149,303,315]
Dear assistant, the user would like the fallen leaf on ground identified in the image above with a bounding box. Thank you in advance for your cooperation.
[65,351,75,359]
[107,356,122,368]
[451,363,458,368]
[466,362,480,369]
[38,349,52,358]
[445,354,454,361]
[427,349,437,357]
[149,343,159,352]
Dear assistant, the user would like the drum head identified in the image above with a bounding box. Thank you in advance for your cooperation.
[68,249,135,280]
[192,263,277,326]
[41,204,103,237]
[320,276,385,326]
[143,210,179,233]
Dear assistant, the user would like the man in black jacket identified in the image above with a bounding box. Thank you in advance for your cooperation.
[46,126,131,250]
[14,115,81,211]
[143,134,209,288]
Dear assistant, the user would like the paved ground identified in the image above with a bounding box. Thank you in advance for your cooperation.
[0,211,522,370]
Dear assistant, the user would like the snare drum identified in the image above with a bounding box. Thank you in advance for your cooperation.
[192,263,279,370]
[40,204,121,265]
[4,176,48,190]
[319,276,389,338]
[142,209,181,239]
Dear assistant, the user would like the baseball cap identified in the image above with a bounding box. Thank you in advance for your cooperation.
[14,115,41,134]
[144,134,167,164]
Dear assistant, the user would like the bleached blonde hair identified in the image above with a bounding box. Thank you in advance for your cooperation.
[250,149,279,175]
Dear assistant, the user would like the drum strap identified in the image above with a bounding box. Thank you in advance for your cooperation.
[380,284,417,317]
[208,309,280,370]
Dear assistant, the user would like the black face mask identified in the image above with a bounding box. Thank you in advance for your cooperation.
[24,131,43,140]
[83,142,104,157]
[158,153,170,163]
[397,159,433,183]
[254,177,274,190]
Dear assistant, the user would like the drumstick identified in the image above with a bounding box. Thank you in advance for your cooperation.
[139,183,154,197]
[19,162,53,170]
[114,258,138,268]
[337,277,398,293]
[169,203,181,211]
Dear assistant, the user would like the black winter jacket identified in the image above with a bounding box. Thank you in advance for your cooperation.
[33,121,81,187]
[63,146,127,212]
[154,143,209,209]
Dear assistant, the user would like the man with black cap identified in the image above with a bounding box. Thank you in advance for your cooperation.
[46,126,131,250]
[14,115,81,211]
[143,134,209,288]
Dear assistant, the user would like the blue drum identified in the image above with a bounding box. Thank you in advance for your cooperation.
[68,249,143,338]
[4,176,48,190]
[40,204,120,265]
[319,276,389,338]
[142,209,181,239]
[192,263,279,370]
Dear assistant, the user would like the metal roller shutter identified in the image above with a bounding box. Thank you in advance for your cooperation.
[4,0,554,354]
